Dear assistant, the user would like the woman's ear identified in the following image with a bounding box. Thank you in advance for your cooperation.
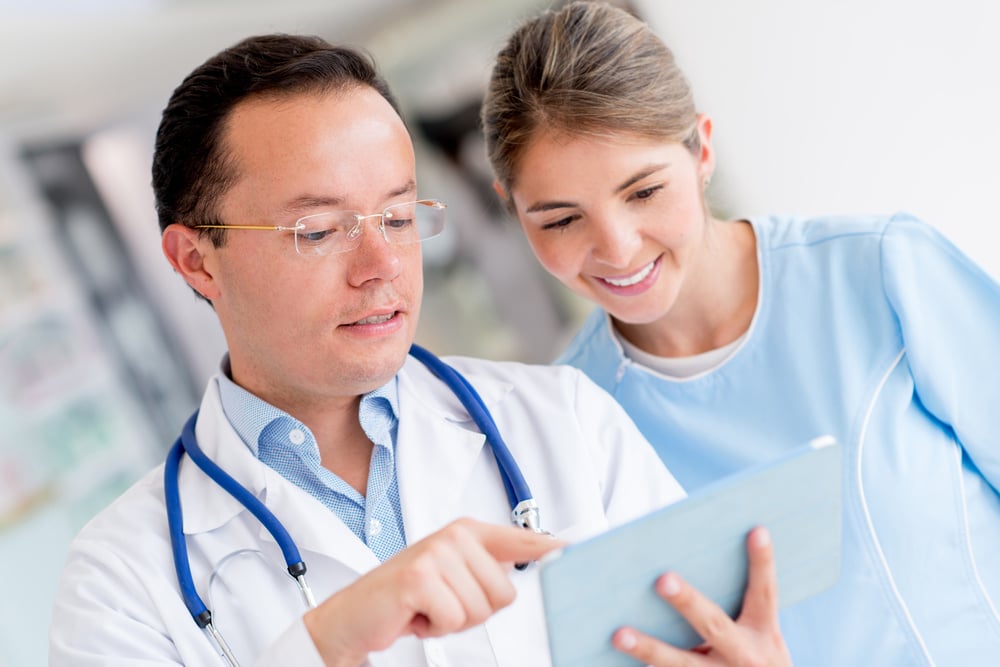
[492,179,508,201]
[695,113,716,186]
[161,223,220,301]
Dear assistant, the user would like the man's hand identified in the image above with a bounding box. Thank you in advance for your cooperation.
[611,526,793,667]
[304,518,562,666]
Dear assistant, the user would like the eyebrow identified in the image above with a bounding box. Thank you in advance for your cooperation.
[523,163,671,214]
[615,163,670,194]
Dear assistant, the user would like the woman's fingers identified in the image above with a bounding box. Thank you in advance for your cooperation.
[611,526,792,667]
[612,626,698,667]
[653,571,743,656]
[737,527,780,627]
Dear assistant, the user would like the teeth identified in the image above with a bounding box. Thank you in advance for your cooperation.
[355,312,394,325]
[603,261,654,287]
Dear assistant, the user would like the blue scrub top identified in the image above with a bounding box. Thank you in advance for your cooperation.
[560,212,1000,666]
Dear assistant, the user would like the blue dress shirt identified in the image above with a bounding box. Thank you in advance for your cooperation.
[217,369,406,562]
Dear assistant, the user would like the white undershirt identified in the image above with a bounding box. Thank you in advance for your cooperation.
[616,329,748,379]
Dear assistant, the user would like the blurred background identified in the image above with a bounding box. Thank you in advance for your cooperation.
[0,0,997,663]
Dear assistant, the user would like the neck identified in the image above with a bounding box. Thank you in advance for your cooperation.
[300,398,374,495]
[231,370,376,495]
[616,217,758,358]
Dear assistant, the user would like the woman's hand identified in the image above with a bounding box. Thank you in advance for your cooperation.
[612,526,793,667]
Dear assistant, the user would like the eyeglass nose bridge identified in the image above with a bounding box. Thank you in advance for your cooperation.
[347,212,390,245]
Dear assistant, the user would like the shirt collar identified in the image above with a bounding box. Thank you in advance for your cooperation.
[217,355,400,456]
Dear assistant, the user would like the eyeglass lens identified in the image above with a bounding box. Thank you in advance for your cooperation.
[293,200,445,256]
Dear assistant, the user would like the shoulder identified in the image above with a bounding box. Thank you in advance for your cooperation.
[56,465,173,608]
[401,352,615,419]
[442,354,588,392]
[554,309,627,390]
[557,307,610,363]
[752,211,906,250]
[68,466,168,556]
[878,212,959,254]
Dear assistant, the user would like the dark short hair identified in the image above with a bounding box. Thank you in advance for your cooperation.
[151,34,399,246]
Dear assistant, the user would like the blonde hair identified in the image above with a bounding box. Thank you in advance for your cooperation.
[481,1,699,191]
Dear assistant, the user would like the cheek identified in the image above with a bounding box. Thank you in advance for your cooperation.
[521,227,578,281]
[657,197,704,247]
[407,253,424,307]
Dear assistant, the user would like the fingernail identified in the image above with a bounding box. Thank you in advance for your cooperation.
[753,527,771,548]
[615,629,637,650]
[659,573,681,597]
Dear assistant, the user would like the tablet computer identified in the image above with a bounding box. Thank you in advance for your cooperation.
[540,436,841,667]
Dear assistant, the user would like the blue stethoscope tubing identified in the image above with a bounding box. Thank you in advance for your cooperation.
[164,343,542,664]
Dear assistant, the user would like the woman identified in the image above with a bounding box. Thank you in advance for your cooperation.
[481,2,1000,666]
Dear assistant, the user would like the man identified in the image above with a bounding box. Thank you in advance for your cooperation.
[49,35,785,666]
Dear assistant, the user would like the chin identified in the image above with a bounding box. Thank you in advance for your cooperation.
[606,304,672,326]
[366,344,412,378]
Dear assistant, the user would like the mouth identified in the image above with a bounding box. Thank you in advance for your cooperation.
[347,310,398,326]
[599,258,658,287]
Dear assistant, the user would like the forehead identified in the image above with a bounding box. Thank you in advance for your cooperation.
[219,86,415,206]
[514,130,679,186]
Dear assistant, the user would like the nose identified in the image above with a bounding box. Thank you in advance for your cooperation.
[589,216,642,269]
[346,216,400,285]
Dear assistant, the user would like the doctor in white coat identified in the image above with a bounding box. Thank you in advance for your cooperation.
[49,34,792,667]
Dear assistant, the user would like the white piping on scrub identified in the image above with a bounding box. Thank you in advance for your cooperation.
[856,348,935,666]
[954,442,1000,625]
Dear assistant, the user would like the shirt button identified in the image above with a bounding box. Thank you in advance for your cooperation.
[367,518,382,537]
[288,429,305,445]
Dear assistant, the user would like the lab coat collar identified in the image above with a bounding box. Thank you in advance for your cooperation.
[178,378,263,534]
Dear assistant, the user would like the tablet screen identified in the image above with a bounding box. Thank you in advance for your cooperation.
[540,436,841,666]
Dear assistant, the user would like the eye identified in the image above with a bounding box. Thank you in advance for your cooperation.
[541,214,578,231]
[300,228,334,242]
[383,215,413,231]
[382,203,419,232]
[296,213,354,245]
[631,185,663,201]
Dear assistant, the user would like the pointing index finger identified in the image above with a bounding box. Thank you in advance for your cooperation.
[473,522,566,564]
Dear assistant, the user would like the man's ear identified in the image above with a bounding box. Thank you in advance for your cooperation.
[161,223,220,301]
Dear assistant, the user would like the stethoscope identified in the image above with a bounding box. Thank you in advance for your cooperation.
[164,343,546,666]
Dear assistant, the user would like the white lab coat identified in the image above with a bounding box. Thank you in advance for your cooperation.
[50,355,684,666]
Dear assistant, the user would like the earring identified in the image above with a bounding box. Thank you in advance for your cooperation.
[704,176,712,188]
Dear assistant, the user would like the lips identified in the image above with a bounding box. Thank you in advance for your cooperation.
[599,259,656,287]
[350,311,397,326]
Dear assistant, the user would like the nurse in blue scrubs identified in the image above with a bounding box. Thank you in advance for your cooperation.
[482,2,1000,665]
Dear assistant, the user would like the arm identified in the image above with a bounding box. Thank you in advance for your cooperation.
[881,215,1000,491]
[51,517,559,667]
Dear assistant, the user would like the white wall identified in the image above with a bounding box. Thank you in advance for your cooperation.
[636,0,1000,279]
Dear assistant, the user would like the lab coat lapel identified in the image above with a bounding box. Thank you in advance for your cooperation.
[395,357,495,543]
[256,464,381,575]
[177,381,261,533]
[179,378,380,575]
